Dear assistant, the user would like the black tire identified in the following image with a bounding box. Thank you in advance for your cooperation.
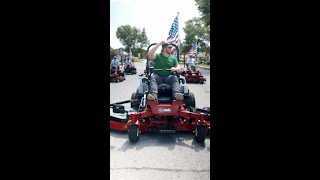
[200,80,204,84]
[115,78,119,83]
[184,92,195,108]
[128,125,139,142]
[131,92,141,108]
[195,125,206,143]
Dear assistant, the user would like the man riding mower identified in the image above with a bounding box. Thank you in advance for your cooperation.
[110,55,125,83]
[109,42,211,143]
[124,55,137,75]
[183,54,206,84]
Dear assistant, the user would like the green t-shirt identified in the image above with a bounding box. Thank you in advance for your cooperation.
[152,53,178,77]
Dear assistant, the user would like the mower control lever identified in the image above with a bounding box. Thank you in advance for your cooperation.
[153,69,180,77]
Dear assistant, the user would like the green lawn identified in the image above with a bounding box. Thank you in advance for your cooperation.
[133,58,210,68]
[179,61,210,69]
[133,59,146,63]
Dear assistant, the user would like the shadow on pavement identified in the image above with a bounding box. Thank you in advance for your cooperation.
[114,132,209,152]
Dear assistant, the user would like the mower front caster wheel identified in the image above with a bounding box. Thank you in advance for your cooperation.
[128,125,139,142]
[195,125,206,143]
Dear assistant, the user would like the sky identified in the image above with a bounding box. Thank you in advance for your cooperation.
[110,0,201,52]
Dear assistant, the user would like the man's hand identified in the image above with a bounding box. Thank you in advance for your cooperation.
[160,40,165,45]
[171,67,176,72]
[166,39,174,44]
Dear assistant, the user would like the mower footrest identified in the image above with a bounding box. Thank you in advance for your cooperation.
[159,130,176,133]
[159,125,176,133]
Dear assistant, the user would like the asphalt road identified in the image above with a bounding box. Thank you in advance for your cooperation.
[110,60,211,180]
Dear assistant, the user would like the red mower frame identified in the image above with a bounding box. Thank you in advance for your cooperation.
[109,43,211,143]
[182,53,206,84]
[110,64,126,83]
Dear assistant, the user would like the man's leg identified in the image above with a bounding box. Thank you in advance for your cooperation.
[165,75,184,101]
[147,74,161,100]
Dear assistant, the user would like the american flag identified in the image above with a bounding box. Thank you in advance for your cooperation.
[167,14,179,51]
[188,43,198,56]
[116,53,121,61]
[188,47,194,57]
[128,48,132,58]
[192,43,197,54]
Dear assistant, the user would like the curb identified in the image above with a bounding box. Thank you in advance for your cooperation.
[134,60,146,63]
[179,63,210,69]
[198,66,210,69]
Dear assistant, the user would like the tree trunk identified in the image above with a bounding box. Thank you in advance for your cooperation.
[208,47,210,63]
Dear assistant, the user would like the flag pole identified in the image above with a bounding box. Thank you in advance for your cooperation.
[177,12,180,60]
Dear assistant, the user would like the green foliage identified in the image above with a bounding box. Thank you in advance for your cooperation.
[199,57,207,61]
[116,25,149,52]
[179,40,186,54]
[195,0,210,29]
[132,57,139,62]
[183,17,209,53]
[127,47,145,58]
[110,46,117,56]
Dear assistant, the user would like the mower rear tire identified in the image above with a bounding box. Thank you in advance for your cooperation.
[128,125,139,142]
[195,125,206,143]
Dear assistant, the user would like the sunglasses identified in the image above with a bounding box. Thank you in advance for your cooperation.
[167,47,172,49]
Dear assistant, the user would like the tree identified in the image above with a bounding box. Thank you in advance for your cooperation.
[138,28,149,49]
[116,25,149,54]
[194,0,211,62]
[110,46,117,56]
[183,17,209,53]
[195,0,210,29]
[179,40,186,54]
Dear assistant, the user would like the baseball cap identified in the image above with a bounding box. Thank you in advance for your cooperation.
[162,43,173,48]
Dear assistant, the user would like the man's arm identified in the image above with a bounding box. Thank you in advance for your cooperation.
[174,64,182,73]
[147,40,165,60]
[171,59,182,73]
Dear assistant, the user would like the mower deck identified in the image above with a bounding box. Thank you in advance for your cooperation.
[110,74,125,83]
[109,43,210,143]
[110,100,211,134]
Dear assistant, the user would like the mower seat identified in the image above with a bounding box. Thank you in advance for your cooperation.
[157,97,172,103]
[158,83,171,91]
[157,83,173,103]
